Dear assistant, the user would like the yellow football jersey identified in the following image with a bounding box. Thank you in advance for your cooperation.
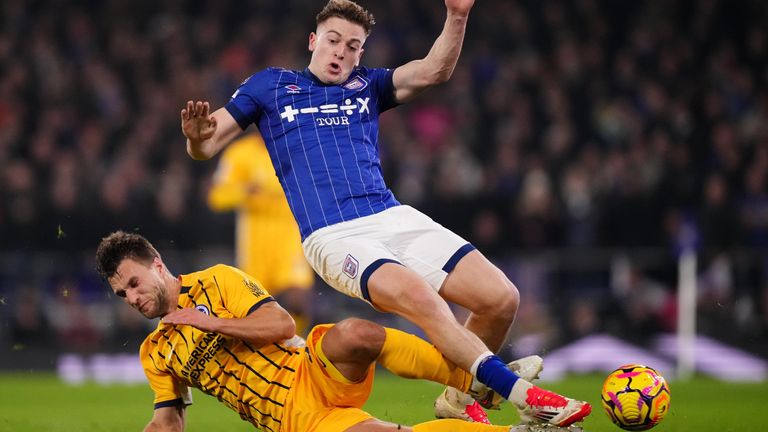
[208,134,313,295]
[140,264,303,432]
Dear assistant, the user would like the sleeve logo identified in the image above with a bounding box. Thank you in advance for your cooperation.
[244,279,266,297]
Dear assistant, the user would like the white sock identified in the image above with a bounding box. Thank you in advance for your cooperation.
[507,378,534,408]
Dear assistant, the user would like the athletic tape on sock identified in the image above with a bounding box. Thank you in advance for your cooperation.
[469,351,494,376]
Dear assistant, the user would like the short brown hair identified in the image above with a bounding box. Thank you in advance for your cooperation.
[316,0,375,36]
[95,231,160,280]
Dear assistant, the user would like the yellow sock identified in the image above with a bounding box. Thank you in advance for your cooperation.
[377,327,472,393]
[413,419,509,431]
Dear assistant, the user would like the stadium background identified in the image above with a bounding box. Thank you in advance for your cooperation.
[1,0,767,407]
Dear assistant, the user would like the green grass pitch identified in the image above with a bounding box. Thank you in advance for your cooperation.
[0,370,766,431]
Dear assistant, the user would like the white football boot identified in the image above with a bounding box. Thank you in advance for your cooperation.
[512,384,592,427]
[434,387,491,424]
[434,355,544,424]
[470,355,592,427]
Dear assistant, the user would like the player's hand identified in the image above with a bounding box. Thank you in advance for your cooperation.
[162,308,218,333]
[181,100,218,143]
[445,0,475,17]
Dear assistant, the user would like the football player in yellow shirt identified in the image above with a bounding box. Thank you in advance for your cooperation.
[208,132,314,335]
[96,230,543,432]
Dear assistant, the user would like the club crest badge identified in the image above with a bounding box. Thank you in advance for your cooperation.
[195,304,211,316]
[343,76,368,91]
[343,254,359,278]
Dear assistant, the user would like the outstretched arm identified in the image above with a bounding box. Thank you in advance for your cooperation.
[391,0,475,103]
[161,302,296,348]
[181,101,243,160]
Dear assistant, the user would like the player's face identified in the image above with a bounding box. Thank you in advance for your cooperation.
[109,257,171,319]
[308,17,366,84]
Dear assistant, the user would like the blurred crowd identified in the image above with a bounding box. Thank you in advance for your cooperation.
[1,0,768,359]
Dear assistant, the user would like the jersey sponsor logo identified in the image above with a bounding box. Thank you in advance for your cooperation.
[343,254,359,278]
[285,84,302,94]
[279,97,370,123]
[244,279,266,297]
[182,331,226,383]
[316,116,350,126]
[195,304,211,316]
[343,76,368,91]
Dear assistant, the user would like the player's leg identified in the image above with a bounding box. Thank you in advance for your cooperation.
[320,318,475,390]
[323,320,539,405]
[303,211,590,427]
[319,285,588,427]
[372,326,553,424]
[440,249,519,354]
[367,263,493,370]
[321,324,553,432]
[344,418,513,431]
[365,266,496,424]
[436,249,519,416]
[320,318,386,382]
[437,253,592,426]
[374,208,590,427]
[302,214,484,370]
[312,323,514,432]
[376,325,473,391]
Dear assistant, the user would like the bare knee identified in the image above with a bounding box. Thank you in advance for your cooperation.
[472,272,520,321]
[442,252,520,322]
[493,275,520,318]
[327,318,386,362]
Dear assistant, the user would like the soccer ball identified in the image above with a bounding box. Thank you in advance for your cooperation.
[601,364,671,430]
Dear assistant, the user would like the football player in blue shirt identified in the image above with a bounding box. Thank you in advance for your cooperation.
[181,0,590,427]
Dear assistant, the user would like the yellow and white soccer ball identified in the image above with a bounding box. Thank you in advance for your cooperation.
[601,364,671,430]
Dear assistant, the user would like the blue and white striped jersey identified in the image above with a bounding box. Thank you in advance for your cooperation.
[225,66,401,240]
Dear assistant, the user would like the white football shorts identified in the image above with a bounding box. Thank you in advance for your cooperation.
[302,205,475,306]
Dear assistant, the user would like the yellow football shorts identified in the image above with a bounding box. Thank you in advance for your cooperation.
[282,324,375,432]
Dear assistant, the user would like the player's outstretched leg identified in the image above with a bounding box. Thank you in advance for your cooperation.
[438,250,589,427]
[375,327,590,427]
[471,355,591,427]
[367,265,591,427]
[434,250,520,424]
[467,356,591,427]
[434,355,545,423]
